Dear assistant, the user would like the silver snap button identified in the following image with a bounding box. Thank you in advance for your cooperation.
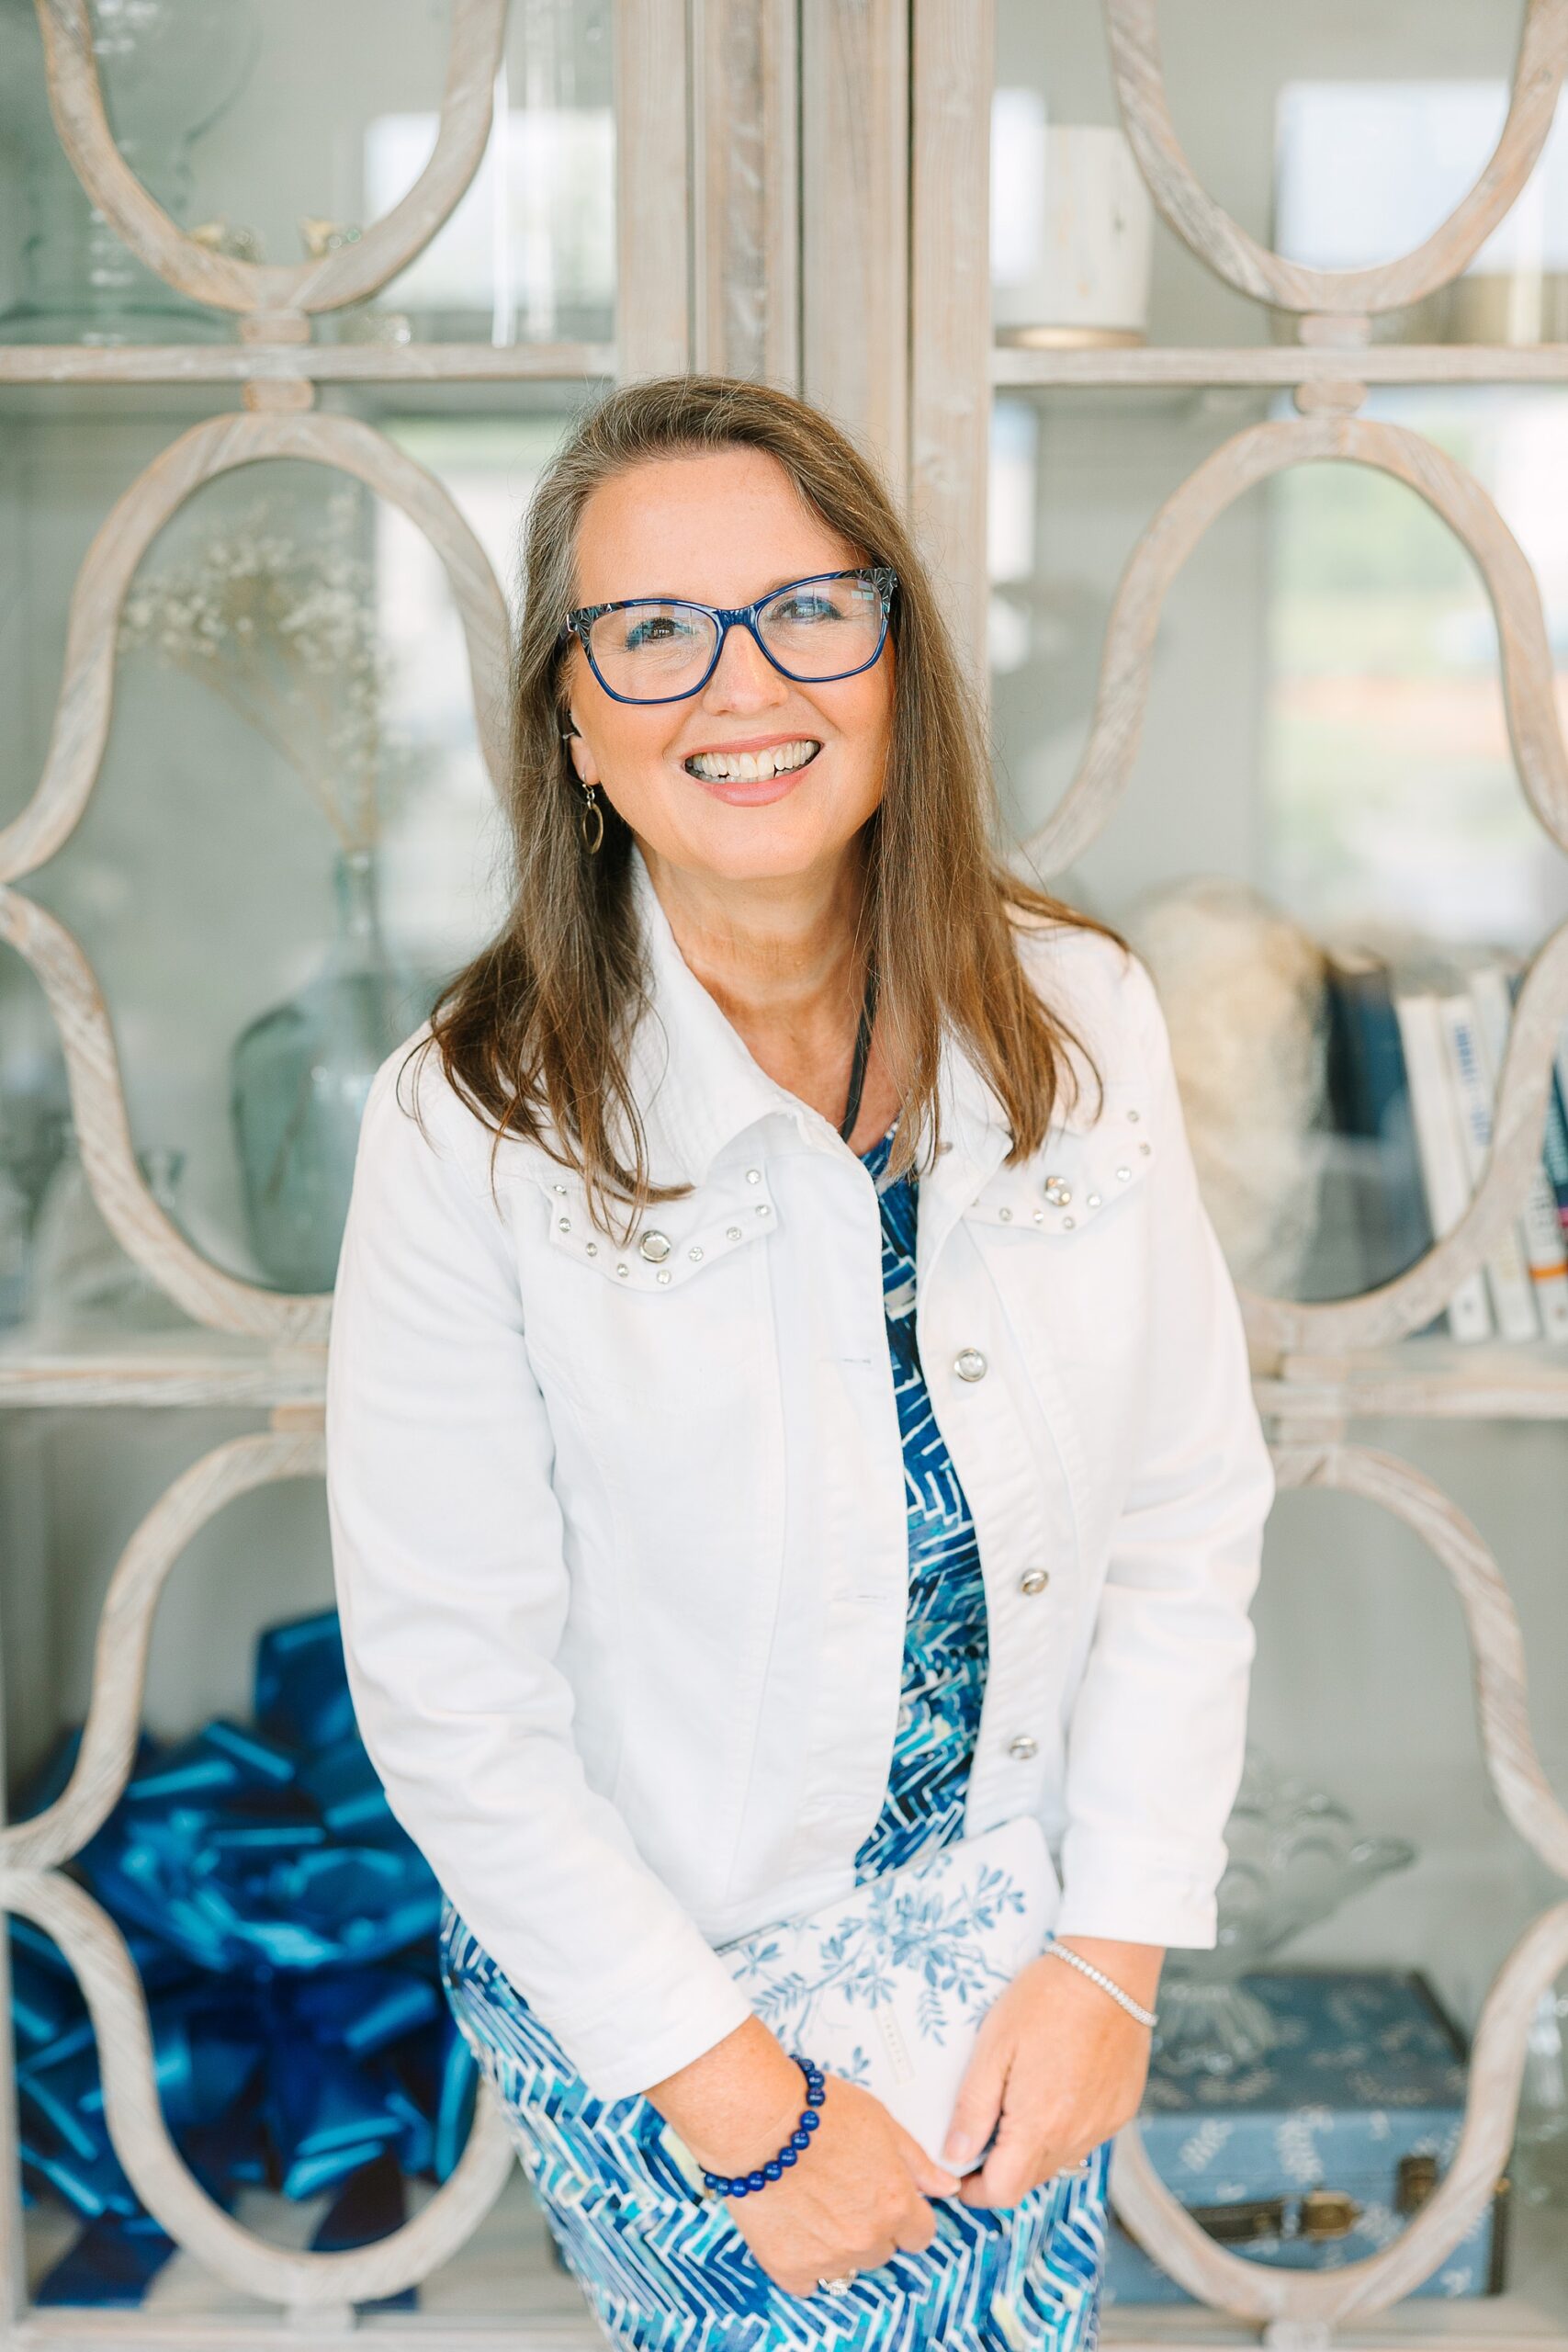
[688,1245,704,1261]
[1116,1167,1131,1182]
[557,1216,571,1232]
[953,1346,987,1382]
[656,1269,671,1284]
[1008,1734,1039,1761]
[552,1182,567,1194]
[746,1168,761,1183]
[1043,1175,1072,1206]
[615,1263,629,1279]
[727,1226,742,1241]
[998,1205,1012,1221]
[1127,1109,1140,1122]
[638,1229,671,1261]
[1032,1208,1043,1223]
[1020,1568,1050,1596]
[1062,1215,1076,1228]
[1139,1141,1151,1156]
[1086,1193,1100,1209]
[585,1241,598,1257]
[755,1203,770,1217]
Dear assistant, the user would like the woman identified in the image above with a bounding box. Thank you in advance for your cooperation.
[324,374,1275,2349]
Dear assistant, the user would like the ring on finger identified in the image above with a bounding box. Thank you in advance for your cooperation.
[816,2274,858,2295]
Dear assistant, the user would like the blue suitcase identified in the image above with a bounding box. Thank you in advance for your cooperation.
[1103,1968,1508,2306]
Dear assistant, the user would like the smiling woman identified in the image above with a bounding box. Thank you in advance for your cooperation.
[323,374,1275,2350]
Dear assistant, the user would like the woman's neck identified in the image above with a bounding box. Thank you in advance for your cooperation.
[639,837,892,1141]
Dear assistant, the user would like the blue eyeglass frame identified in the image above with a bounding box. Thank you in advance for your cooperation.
[554,564,898,706]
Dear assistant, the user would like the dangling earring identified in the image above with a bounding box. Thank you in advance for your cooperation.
[560,723,604,855]
[579,780,604,855]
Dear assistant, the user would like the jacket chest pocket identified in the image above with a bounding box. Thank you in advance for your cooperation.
[962,1080,1157,1370]
[513,1159,784,1498]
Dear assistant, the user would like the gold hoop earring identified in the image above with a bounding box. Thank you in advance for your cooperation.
[580,781,604,855]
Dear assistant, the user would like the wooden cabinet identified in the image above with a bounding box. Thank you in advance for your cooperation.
[1,2,1565,2341]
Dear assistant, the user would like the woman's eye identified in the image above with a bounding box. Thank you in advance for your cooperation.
[773,594,836,623]
[626,614,688,649]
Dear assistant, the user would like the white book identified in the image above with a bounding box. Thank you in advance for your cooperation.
[1468,963,1568,1343]
[1393,990,1493,1343]
[1437,990,1539,1341]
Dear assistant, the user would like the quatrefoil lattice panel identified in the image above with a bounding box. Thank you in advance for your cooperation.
[993,3,1568,2330]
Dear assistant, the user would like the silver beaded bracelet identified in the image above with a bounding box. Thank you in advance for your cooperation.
[1042,1939,1159,2029]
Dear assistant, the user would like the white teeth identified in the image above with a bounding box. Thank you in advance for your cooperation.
[687,739,821,783]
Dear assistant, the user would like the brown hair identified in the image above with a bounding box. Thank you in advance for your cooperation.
[409,373,1126,1245]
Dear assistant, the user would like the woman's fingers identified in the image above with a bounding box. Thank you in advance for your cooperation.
[942,2026,1009,2173]
[887,2119,961,2201]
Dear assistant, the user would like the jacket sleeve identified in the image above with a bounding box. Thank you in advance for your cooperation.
[1051,950,1276,1951]
[324,1044,753,2099]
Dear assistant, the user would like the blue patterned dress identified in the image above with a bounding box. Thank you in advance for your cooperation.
[438,1118,1111,2348]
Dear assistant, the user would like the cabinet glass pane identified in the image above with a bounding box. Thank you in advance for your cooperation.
[991,384,1568,1315]
[0,0,616,350]
[1107,1463,1563,2314]
[993,0,1568,351]
[0,398,593,1316]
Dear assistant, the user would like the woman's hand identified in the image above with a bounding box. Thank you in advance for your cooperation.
[943,1937,1163,2209]
[645,2018,959,2297]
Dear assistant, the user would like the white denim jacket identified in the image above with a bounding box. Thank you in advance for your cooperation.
[325,842,1276,2101]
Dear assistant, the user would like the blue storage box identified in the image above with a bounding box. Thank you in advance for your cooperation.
[1103,1969,1508,2306]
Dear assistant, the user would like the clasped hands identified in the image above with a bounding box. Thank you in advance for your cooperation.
[650,1937,1161,2301]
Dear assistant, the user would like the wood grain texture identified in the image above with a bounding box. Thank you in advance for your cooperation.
[801,0,908,486]
[1015,408,1568,1358]
[0,409,509,1340]
[616,0,693,377]
[690,0,800,386]
[909,0,993,695]
[1106,0,1568,316]
[1110,1439,1568,2318]
[34,0,505,316]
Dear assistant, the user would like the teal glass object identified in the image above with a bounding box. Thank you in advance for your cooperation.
[231,847,426,1294]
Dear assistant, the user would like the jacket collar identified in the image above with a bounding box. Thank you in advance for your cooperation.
[623,839,1084,1191]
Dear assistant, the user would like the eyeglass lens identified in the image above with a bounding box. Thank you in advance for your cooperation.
[585,572,886,700]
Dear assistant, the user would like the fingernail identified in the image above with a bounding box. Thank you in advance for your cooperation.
[942,2133,974,2167]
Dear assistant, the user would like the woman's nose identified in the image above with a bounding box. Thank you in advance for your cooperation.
[700,620,790,710]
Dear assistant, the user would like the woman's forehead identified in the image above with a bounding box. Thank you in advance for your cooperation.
[572,449,860,605]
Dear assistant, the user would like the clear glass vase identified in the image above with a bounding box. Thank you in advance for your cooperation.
[0,0,257,345]
[231,847,426,1295]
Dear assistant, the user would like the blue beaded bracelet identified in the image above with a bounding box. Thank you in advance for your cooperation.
[701,2056,827,2201]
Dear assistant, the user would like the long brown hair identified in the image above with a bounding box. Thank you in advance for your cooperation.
[410,373,1126,1245]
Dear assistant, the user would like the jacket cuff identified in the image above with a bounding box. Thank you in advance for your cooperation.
[527,1928,757,2104]
[1054,1838,1223,1952]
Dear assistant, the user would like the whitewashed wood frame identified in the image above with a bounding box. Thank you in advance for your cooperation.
[0,1427,523,2323]
[900,3,1568,2336]
[1103,0,1568,319]
[1011,410,1568,1363]
[0,410,511,1341]
[33,0,507,320]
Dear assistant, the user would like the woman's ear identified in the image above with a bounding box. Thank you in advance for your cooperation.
[562,718,600,790]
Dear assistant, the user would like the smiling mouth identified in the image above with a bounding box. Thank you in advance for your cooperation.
[682,739,823,783]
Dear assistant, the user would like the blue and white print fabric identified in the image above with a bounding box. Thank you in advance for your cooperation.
[436,1116,1111,2349]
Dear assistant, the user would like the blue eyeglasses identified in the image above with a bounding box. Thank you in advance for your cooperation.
[555,565,897,706]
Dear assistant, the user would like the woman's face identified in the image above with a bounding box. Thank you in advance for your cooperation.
[559,446,895,888]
